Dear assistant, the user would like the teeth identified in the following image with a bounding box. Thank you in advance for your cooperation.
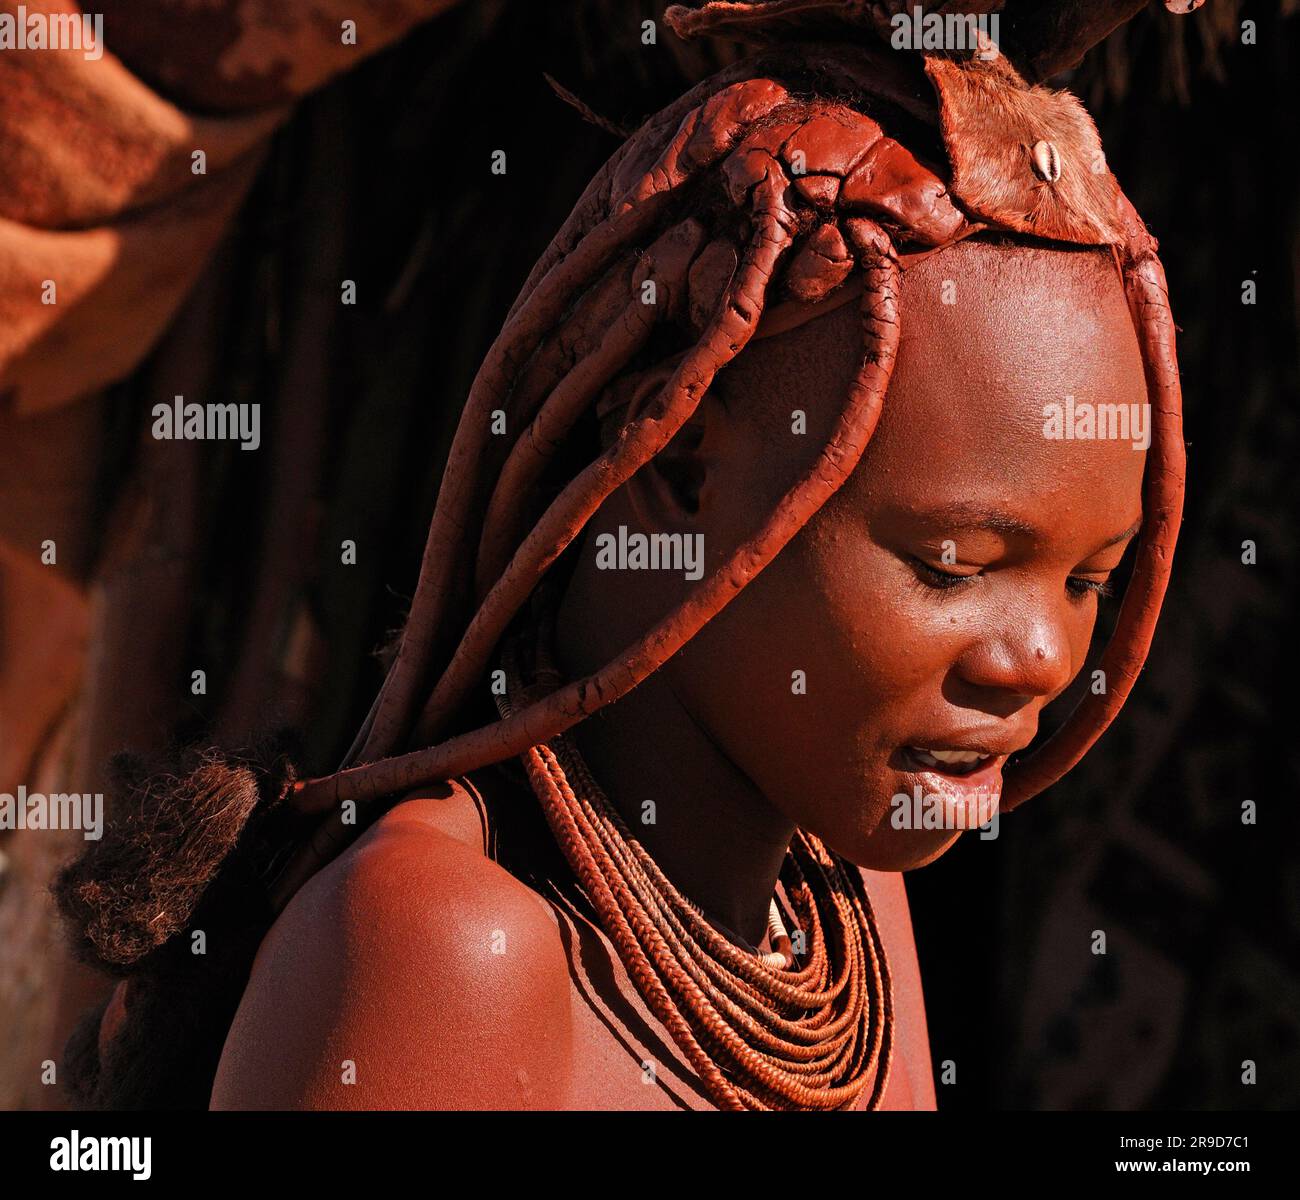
[912,748,990,766]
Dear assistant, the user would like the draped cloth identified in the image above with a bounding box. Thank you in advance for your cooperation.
[0,0,458,1111]
[0,0,454,415]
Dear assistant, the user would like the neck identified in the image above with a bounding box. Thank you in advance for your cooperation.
[552,585,795,949]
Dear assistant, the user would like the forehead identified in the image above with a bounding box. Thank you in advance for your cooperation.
[867,239,1147,505]
[707,238,1149,542]
[719,238,1148,520]
[889,236,1139,413]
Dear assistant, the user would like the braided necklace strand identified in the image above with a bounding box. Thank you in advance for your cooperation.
[496,638,895,1111]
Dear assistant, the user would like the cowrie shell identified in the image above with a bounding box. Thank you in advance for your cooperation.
[1031,139,1061,183]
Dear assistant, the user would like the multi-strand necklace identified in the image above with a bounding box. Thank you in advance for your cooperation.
[496,633,895,1111]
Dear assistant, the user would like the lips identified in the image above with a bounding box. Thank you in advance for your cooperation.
[903,746,992,776]
[890,734,1032,830]
[894,750,1004,829]
[899,729,1034,773]
[898,744,1007,792]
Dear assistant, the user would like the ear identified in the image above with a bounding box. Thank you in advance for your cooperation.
[620,369,731,532]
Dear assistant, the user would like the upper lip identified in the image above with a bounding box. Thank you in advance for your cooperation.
[902,730,1036,759]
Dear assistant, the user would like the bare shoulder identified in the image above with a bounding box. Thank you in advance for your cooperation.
[210,782,574,1110]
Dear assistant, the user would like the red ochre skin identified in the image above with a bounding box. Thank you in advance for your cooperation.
[209,239,1147,1110]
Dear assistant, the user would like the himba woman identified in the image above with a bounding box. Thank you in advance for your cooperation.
[56,0,1185,1111]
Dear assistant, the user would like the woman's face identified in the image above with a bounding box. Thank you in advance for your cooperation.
[661,240,1149,870]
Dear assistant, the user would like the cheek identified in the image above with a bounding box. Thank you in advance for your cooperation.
[670,518,929,771]
[676,516,963,813]
[792,517,1107,718]
[792,519,963,703]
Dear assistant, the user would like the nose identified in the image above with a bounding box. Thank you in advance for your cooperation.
[952,608,1075,707]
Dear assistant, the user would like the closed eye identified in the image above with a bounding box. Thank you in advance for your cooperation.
[909,556,1116,601]
[1066,576,1115,600]
[908,557,976,591]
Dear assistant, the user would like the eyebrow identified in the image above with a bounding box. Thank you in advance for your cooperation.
[909,503,1143,549]
[1100,517,1144,548]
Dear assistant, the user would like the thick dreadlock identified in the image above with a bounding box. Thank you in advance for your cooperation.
[55,0,1185,1110]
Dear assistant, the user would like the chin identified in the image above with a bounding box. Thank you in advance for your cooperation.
[826,825,964,873]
